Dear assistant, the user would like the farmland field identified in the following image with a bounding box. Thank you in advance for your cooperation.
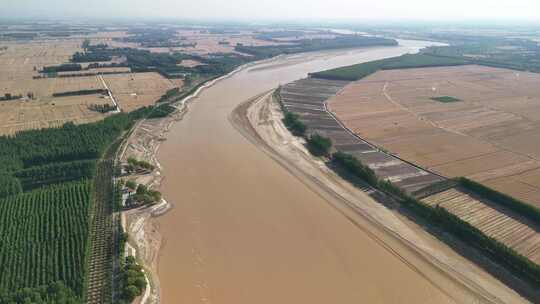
[93,28,289,56]
[0,40,111,134]
[328,65,540,207]
[102,72,181,112]
[0,37,180,134]
[0,97,110,135]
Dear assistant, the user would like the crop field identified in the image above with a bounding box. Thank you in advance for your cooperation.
[0,40,81,80]
[98,29,288,56]
[171,29,288,55]
[328,65,540,207]
[279,78,445,193]
[0,97,110,135]
[0,70,111,135]
[422,188,540,264]
[103,72,180,112]
[0,39,115,134]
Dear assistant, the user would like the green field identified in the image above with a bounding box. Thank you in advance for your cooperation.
[430,96,462,103]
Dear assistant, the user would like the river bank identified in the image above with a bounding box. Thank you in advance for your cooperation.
[117,59,266,304]
[230,91,528,303]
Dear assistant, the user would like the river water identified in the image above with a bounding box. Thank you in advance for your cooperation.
[156,40,456,304]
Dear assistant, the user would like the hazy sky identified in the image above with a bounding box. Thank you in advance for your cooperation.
[3,0,540,22]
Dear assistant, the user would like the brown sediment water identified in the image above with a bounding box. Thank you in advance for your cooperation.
[156,40,464,304]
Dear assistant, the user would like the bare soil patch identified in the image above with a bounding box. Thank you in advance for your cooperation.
[103,72,180,112]
[329,65,540,207]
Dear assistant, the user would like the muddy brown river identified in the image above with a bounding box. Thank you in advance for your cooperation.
[156,40,465,303]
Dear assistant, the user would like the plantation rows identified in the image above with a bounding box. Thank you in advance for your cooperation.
[0,107,151,171]
[0,181,92,295]
[15,160,96,190]
[85,160,114,304]
[0,107,153,199]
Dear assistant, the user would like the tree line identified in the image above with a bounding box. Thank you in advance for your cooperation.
[459,177,540,226]
[236,36,398,59]
[310,53,469,81]
[52,89,108,97]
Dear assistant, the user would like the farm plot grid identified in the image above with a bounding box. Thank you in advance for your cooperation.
[422,188,540,265]
[0,40,111,135]
[0,38,178,134]
[280,78,445,193]
[102,72,179,112]
[328,65,540,207]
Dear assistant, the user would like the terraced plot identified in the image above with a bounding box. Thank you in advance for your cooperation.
[423,188,540,265]
[280,78,445,193]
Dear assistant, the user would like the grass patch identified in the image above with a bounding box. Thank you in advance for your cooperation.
[430,96,461,103]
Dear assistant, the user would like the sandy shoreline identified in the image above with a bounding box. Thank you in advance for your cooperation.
[117,58,280,304]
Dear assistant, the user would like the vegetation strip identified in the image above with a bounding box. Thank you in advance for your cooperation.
[310,53,469,81]
[52,89,108,97]
[332,152,540,286]
[458,177,540,227]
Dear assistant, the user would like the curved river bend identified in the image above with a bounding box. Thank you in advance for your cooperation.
[157,40,461,304]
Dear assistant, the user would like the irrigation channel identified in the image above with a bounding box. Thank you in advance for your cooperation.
[152,40,527,304]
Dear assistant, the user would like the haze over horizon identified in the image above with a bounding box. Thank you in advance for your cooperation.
[3,0,540,23]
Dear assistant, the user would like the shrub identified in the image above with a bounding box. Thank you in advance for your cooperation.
[306,133,332,156]
[127,157,155,172]
[136,184,148,195]
[125,180,137,190]
[332,151,378,187]
[118,256,146,302]
[282,112,306,136]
